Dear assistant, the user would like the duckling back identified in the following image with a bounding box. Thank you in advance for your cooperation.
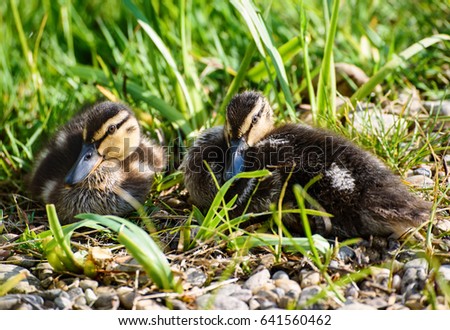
[29,102,166,223]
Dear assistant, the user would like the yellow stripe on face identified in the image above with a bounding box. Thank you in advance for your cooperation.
[92,110,130,142]
[239,97,264,137]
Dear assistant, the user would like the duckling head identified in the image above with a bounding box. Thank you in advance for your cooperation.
[224,91,274,181]
[65,102,141,185]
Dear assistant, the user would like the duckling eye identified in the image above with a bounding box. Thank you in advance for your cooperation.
[252,114,259,125]
[108,125,117,135]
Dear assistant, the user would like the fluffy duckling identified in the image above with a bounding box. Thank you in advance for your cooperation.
[30,101,165,223]
[182,91,430,239]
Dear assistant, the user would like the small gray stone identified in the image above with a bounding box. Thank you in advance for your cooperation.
[84,288,97,306]
[404,293,423,310]
[338,246,355,261]
[413,167,432,178]
[387,303,410,310]
[338,302,377,310]
[392,274,402,291]
[438,265,450,282]
[274,279,301,298]
[243,269,271,293]
[0,264,41,294]
[196,294,249,310]
[405,175,434,188]
[423,100,450,116]
[73,303,92,310]
[7,255,38,268]
[230,289,253,302]
[215,284,241,296]
[272,287,285,299]
[272,270,289,280]
[365,297,389,309]
[135,299,168,310]
[404,258,428,271]
[22,294,44,308]
[248,298,260,310]
[117,287,136,309]
[35,263,54,281]
[68,287,84,301]
[300,271,321,288]
[79,279,99,291]
[186,268,207,287]
[297,285,322,309]
[260,300,277,310]
[345,285,359,299]
[0,295,21,309]
[54,296,73,310]
[444,155,450,165]
[94,292,120,310]
[170,299,189,310]
[38,289,63,300]
[255,290,279,303]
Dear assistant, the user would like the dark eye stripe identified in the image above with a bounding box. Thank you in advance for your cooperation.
[95,114,131,145]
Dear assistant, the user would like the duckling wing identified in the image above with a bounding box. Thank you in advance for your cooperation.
[182,126,228,209]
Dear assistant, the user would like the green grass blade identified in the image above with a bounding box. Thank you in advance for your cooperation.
[247,36,303,81]
[316,0,340,127]
[350,34,450,106]
[231,0,296,121]
[124,0,197,129]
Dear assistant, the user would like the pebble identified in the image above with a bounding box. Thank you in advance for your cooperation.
[94,288,119,310]
[338,246,355,261]
[345,285,359,299]
[215,283,241,296]
[117,287,136,309]
[444,155,450,164]
[338,302,377,310]
[0,264,40,294]
[185,268,207,287]
[0,295,21,309]
[423,100,450,116]
[243,269,271,293]
[35,263,54,281]
[196,294,249,310]
[413,167,432,178]
[84,288,97,306]
[272,270,289,280]
[170,299,189,310]
[230,289,253,302]
[438,265,450,282]
[296,285,322,309]
[7,255,38,268]
[392,274,402,291]
[135,298,168,310]
[54,296,73,310]
[38,289,63,301]
[405,175,434,188]
[79,279,99,291]
[300,271,321,288]
[365,297,389,309]
[274,279,301,299]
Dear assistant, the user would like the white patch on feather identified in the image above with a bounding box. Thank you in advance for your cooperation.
[325,162,355,192]
[41,180,58,202]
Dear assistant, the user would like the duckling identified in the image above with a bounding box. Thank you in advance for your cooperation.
[182,91,430,239]
[29,101,166,224]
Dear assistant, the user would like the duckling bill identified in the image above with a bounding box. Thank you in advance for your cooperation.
[29,102,166,223]
[182,91,430,239]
